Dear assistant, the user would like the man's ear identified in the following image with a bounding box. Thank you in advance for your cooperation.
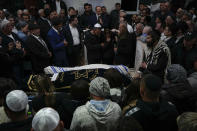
[54,121,64,131]
[60,120,64,129]
[140,85,145,98]
[4,107,11,119]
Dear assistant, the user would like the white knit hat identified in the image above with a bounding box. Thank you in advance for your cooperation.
[32,107,60,131]
[6,90,28,112]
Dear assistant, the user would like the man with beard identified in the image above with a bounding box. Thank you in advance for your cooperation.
[139,31,171,81]
[47,17,68,66]
[80,3,95,29]
[84,23,104,64]
[62,15,82,67]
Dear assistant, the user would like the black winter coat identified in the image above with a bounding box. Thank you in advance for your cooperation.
[161,80,197,114]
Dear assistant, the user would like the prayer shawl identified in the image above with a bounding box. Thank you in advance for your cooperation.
[145,40,171,80]
[28,64,132,91]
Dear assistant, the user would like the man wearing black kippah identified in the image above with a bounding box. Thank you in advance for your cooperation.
[124,74,178,131]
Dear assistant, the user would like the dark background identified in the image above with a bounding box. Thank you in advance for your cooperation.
[0,0,197,15]
[121,0,138,11]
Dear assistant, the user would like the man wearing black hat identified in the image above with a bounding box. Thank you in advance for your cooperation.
[124,74,178,131]
[25,23,51,74]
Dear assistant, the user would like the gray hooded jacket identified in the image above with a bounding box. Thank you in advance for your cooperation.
[70,100,121,131]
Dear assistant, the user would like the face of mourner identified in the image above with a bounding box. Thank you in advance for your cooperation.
[119,24,126,35]
[33,29,40,36]
[94,28,101,36]
[57,24,63,32]
[146,35,155,48]
[96,7,102,16]
[184,38,196,48]
[73,18,78,26]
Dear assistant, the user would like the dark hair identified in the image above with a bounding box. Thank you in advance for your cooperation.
[160,0,167,3]
[69,15,77,23]
[167,23,177,36]
[104,68,123,89]
[124,79,141,106]
[28,22,39,30]
[183,12,192,21]
[176,21,188,34]
[50,9,57,15]
[144,16,152,25]
[117,116,144,131]
[51,17,62,26]
[140,74,162,100]
[68,7,75,12]
[155,15,165,23]
[84,3,89,8]
[104,28,112,36]
[71,79,89,100]
[7,15,15,20]
[16,21,28,30]
[166,15,177,23]
[0,78,16,100]
[145,8,151,15]
[22,13,29,18]
[148,30,161,42]
[44,8,51,17]
[115,3,121,6]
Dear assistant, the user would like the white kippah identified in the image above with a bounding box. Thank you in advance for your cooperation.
[32,107,60,131]
[6,90,28,112]
[94,23,102,28]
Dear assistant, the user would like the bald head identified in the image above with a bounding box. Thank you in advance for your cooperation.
[143,26,152,34]
[38,9,45,17]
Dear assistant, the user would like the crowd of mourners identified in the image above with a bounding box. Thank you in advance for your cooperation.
[0,0,197,131]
